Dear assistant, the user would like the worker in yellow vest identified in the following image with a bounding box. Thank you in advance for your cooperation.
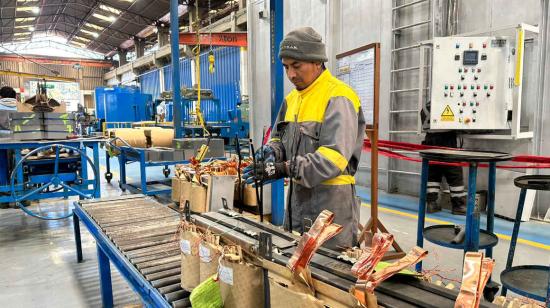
[244,27,366,250]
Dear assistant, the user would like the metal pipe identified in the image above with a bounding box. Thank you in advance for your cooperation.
[464,163,478,253]
[116,234,175,250]
[170,0,183,138]
[125,242,179,257]
[157,283,182,295]
[486,162,496,258]
[164,290,190,302]
[136,255,181,270]
[416,158,429,272]
[131,250,180,264]
[145,268,181,282]
[111,228,178,242]
[501,188,527,296]
[270,0,285,226]
[150,275,182,288]
[126,246,179,260]
[140,261,181,276]
[172,298,192,308]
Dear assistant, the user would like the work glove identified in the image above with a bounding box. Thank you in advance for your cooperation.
[255,145,276,163]
[242,161,287,185]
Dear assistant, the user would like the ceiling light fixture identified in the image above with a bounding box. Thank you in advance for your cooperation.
[15,17,36,22]
[80,29,99,38]
[99,4,121,15]
[16,6,40,13]
[92,13,117,23]
[74,36,91,42]
[85,22,104,31]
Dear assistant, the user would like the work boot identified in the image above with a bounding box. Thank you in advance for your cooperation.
[451,196,467,215]
[427,200,441,213]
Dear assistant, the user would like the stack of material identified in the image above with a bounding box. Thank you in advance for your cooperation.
[10,112,74,140]
[172,159,238,212]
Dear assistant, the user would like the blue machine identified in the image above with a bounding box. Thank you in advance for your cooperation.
[0,139,101,220]
[95,86,153,131]
[221,100,249,139]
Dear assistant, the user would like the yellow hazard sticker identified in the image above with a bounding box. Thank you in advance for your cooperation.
[440,105,455,122]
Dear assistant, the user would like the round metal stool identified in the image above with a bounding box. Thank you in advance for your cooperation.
[500,175,550,304]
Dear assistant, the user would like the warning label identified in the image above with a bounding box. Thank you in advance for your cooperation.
[440,105,455,122]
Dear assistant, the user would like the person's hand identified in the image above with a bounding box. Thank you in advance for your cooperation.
[242,161,287,185]
[255,145,275,162]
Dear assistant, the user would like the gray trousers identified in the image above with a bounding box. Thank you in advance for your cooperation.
[285,182,360,251]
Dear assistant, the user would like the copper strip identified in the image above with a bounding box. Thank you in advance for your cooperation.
[454,252,483,308]
[288,210,343,273]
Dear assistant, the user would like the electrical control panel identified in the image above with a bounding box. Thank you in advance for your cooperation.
[429,37,513,130]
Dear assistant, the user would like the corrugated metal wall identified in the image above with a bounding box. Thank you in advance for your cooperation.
[198,47,241,122]
[0,59,108,90]
[0,60,19,89]
[139,69,161,100]
[163,58,193,91]
[82,66,107,90]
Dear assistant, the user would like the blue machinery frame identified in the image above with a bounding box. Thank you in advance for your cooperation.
[0,139,101,203]
[170,0,183,141]
[72,203,170,308]
[115,146,189,196]
[270,0,285,225]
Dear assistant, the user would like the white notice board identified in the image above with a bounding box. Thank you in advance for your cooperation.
[335,47,376,126]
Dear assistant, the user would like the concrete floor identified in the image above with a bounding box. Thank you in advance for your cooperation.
[0,154,548,307]
[0,181,140,308]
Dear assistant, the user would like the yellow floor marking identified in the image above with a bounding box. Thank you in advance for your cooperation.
[361,202,550,251]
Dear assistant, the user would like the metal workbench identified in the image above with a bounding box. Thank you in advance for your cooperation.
[0,137,102,204]
[115,146,183,196]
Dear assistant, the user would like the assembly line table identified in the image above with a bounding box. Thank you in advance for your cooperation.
[72,195,189,308]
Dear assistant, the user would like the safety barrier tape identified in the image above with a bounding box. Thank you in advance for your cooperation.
[363,139,550,169]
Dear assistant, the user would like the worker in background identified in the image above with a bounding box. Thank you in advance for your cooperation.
[423,131,467,215]
[243,27,366,250]
[0,86,17,134]
[156,100,167,122]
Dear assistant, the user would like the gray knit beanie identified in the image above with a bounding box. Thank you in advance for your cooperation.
[278,27,328,62]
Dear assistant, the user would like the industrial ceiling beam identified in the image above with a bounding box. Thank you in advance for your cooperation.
[0,0,157,26]
[0,69,78,82]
